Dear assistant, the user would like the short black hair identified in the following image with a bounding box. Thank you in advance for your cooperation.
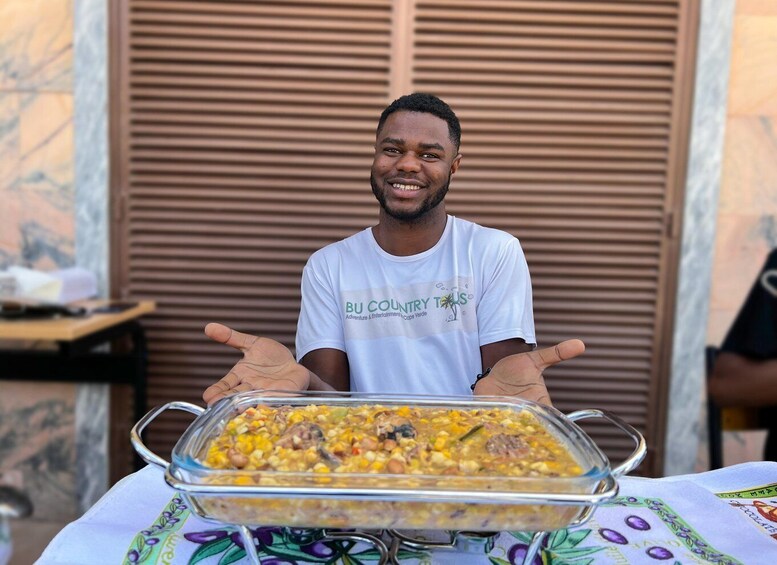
[376,93,461,151]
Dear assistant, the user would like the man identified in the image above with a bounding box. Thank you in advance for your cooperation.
[709,249,777,460]
[203,93,584,405]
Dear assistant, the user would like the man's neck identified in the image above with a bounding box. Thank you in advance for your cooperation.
[372,208,448,257]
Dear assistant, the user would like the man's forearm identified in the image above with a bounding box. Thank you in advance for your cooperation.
[709,353,777,407]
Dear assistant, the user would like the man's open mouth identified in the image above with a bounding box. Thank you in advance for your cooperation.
[391,182,422,191]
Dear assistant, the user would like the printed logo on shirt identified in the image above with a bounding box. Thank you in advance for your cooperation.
[341,278,476,340]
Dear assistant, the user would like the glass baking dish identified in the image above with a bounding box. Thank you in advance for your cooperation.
[132,390,645,534]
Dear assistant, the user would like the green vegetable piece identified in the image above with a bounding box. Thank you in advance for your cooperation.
[330,407,348,421]
[458,424,484,442]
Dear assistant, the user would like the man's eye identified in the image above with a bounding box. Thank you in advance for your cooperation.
[422,153,439,159]
[383,147,400,154]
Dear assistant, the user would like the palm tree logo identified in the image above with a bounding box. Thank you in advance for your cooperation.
[436,282,473,322]
[439,293,459,321]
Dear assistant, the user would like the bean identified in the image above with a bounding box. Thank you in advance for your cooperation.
[229,450,249,468]
[386,459,405,474]
[361,436,379,451]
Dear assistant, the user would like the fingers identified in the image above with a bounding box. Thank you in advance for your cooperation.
[534,339,585,369]
[204,323,258,353]
[202,371,240,404]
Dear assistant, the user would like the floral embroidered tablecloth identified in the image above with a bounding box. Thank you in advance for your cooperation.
[36,462,777,565]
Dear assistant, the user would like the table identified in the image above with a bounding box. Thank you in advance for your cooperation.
[34,461,777,564]
[0,300,155,432]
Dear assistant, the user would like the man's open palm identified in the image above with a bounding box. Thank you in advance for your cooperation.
[475,339,585,405]
[202,323,310,405]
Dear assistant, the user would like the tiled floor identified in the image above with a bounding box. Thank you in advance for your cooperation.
[9,519,67,565]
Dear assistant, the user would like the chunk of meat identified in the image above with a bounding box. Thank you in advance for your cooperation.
[277,422,324,450]
[374,413,417,441]
[272,405,294,425]
[485,434,530,458]
[317,446,342,469]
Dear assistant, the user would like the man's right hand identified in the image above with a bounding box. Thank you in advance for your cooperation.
[202,323,311,405]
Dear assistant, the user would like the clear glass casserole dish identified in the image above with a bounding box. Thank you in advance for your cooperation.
[132,390,645,533]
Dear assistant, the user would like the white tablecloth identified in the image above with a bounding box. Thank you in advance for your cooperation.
[37,462,777,564]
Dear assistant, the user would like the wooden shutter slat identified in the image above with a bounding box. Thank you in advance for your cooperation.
[130,87,392,107]
[131,12,390,33]
[414,59,674,77]
[133,24,389,46]
[132,1,392,20]
[415,5,678,27]
[131,100,385,117]
[415,33,676,53]
[132,63,389,84]
[131,37,390,58]
[419,71,673,90]
[128,189,663,209]
[414,46,675,64]
[130,76,386,96]
[418,0,679,16]
[417,20,677,41]
[129,179,667,197]
[129,49,390,69]
[131,137,665,161]
[413,85,673,103]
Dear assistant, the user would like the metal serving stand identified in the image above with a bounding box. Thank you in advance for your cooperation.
[132,402,645,565]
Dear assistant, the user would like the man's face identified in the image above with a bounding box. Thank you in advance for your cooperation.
[370,110,461,222]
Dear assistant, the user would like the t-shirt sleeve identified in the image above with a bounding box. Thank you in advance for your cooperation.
[720,249,777,360]
[476,236,536,347]
[295,255,346,361]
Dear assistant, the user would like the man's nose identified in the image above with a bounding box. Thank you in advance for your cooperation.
[395,152,421,172]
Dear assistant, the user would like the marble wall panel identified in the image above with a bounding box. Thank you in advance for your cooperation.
[664,0,735,476]
[0,93,18,187]
[728,15,777,116]
[0,0,72,92]
[12,92,75,269]
[73,0,111,512]
[709,214,774,315]
[737,0,777,16]
[0,382,77,522]
[74,0,109,297]
[719,116,777,216]
[0,93,20,267]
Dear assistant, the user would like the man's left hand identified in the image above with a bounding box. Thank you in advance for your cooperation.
[474,339,585,405]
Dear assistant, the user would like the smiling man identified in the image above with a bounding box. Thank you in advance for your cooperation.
[203,93,584,405]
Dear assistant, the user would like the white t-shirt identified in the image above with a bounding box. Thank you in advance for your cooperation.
[295,215,535,395]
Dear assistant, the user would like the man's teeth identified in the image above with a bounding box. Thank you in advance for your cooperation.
[393,183,420,191]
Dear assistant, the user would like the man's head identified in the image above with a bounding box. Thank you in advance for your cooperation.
[371,94,462,222]
[376,93,461,151]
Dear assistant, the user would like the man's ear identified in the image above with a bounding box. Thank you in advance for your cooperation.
[450,153,462,175]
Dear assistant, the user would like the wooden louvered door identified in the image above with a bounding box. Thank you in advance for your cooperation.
[112,0,698,475]
[111,0,395,463]
[410,0,698,474]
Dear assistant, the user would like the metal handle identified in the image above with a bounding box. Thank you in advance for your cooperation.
[130,401,205,469]
[566,409,647,477]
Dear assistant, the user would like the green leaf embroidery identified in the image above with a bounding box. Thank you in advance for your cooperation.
[563,530,590,547]
[218,545,246,565]
[489,557,512,565]
[552,559,594,565]
[547,529,568,548]
[509,531,535,543]
[189,537,233,564]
